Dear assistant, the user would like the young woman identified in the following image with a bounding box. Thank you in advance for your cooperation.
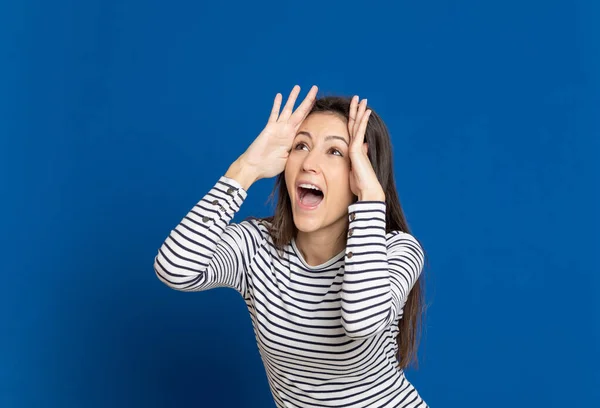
[154,85,427,407]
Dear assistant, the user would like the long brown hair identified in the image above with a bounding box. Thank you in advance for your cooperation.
[257,95,426,370]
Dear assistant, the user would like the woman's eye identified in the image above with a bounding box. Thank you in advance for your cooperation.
[330,148,343,157]
[294,143,308,150]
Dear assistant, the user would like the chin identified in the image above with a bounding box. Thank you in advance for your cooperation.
[292,214,323,233]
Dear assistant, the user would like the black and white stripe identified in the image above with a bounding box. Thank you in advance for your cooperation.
[155,176,427,408]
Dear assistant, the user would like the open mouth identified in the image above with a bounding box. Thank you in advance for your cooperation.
[297,186,324,209]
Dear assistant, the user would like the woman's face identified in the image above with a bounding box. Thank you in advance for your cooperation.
[284,112,355,235]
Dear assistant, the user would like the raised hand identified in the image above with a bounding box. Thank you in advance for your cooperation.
[348,96,385,201]
[239,85,318,182]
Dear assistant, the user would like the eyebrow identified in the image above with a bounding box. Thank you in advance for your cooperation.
[295,131,349,146]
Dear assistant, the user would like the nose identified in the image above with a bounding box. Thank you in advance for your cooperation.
[301,150,321,174]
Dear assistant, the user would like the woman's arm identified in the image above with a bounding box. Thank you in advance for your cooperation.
[154,85,318,297]
[340,201,424,339]
[154,173,264,298]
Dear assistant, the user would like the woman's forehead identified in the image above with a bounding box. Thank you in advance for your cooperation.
[299,113,349,139]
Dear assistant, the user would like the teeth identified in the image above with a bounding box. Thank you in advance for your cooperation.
[299,183,321,191]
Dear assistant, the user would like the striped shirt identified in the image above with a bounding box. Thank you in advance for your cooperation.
[154,176,427,407]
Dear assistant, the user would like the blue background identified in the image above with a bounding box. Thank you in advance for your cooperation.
[1,0,598,407]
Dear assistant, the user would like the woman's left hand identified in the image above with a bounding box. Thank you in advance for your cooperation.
[348,96,386,202]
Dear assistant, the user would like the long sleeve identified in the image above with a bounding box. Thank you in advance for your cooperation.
[154,176,265,298]
[341,201,424,339]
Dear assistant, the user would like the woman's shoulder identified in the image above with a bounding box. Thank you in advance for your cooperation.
[387,229,415,238]
[236,216,273,239]
[386,230,423,251]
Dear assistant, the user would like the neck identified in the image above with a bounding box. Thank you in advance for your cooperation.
[295,221,348,267]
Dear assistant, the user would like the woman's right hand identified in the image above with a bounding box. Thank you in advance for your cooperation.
[239,85,318,181]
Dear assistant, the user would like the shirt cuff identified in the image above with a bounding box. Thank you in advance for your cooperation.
[347,201,386,223]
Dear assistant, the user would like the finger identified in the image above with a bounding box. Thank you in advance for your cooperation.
[354,109,371,147]
[354,99,368,136]
[350,98,367,148]
[348,95,359,139]
[268,93,282,123]
[289,85,318,126]
[279,85,301,121]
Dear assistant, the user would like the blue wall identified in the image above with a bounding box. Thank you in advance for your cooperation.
[1,0,598,406]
